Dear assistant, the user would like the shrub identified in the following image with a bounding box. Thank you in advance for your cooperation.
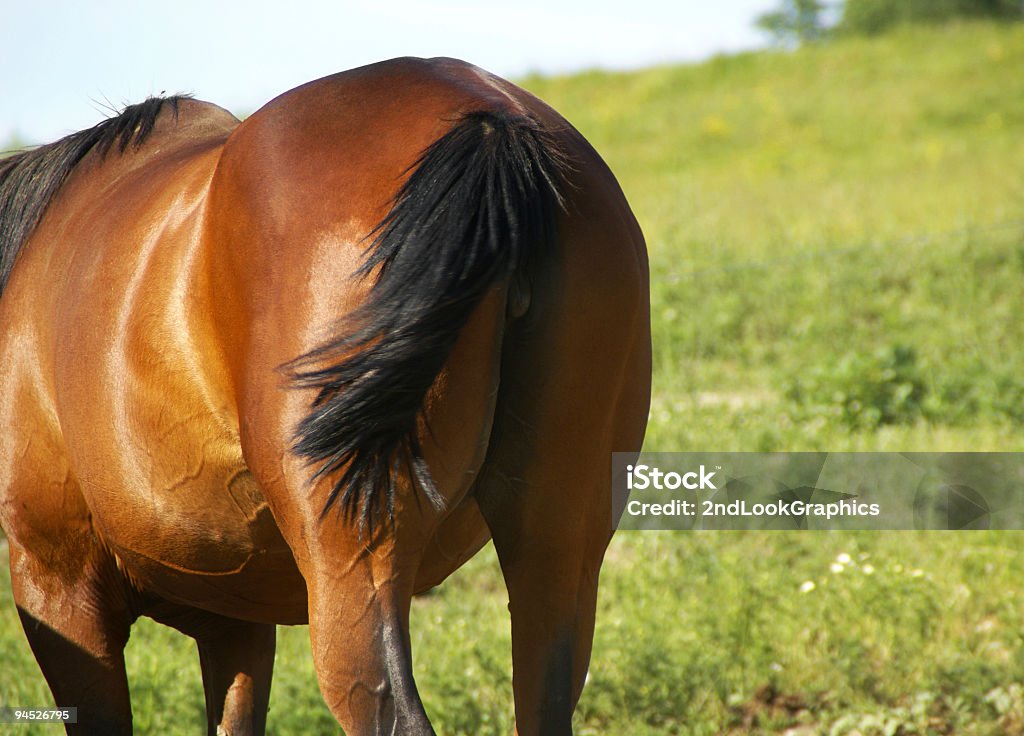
[786,343,927,429]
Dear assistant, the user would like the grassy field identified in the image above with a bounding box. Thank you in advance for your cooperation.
[3,20,1024,735]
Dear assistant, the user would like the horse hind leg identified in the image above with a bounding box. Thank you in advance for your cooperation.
[476,355,648,736]
[476,445,609,736]
[196,620,275,736]
[301,535,435,736]
[7,539,135,735]
[146,604,276,736]
[476,211,651,733]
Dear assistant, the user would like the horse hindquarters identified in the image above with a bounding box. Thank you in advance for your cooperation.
[209,58,649,734]
[213,70,565,733]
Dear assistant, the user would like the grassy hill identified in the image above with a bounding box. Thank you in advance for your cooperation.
[2,21,1024,735]
[529,22,1024,246]
[524,20,1024,454]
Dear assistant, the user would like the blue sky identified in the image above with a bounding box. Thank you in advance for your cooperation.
[1,1,776,144]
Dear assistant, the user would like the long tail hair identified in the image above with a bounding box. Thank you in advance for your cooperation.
[286,109,566,532]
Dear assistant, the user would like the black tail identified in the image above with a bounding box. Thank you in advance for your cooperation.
[287,110,566,532]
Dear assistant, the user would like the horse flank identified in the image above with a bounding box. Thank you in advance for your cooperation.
[0,96,187,294]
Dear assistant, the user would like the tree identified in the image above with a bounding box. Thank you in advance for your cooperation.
[839,0,1024,36]
[756,0,831,45]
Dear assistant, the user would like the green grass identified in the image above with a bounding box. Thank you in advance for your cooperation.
[4,19,1024,735]
[6,534,1024,735]
[523,20,1024,455]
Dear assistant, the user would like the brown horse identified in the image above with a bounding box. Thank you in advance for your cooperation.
[0,57,650,735]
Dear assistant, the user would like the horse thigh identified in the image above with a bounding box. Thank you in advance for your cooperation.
[414,496,490,593]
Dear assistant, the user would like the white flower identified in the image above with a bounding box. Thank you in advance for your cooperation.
[800,580,816,593]
[836,552,852,565]
[862,564,875,575]
[830,562,844,574]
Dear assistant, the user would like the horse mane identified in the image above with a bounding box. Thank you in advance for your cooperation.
[0,95,188,294]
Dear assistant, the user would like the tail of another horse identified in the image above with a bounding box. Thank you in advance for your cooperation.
[286,109,566,532]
